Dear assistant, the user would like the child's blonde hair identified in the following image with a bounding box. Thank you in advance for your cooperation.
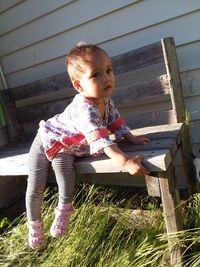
[66,42,108,81]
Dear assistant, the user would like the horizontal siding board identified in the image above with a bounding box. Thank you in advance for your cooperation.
[5,57,66,88]
[181,69,200,97]
[1,1,198,74]
[176,41,200,72]
[0,0,23,13]
[185,96,200,121]
[189,121,200,143]
[190,118,200,154]
[101,10,200,57]
[4,39,199,88]
[0,0,137,56]
[2,10,199,77]
[0,0,73,35]
[5,41,166,88]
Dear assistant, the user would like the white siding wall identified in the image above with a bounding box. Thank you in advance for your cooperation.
[0,0,200,155]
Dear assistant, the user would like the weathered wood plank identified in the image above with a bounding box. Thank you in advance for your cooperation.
[0,123,182,176]
[76,149,171,173]
[15,75,170,108]
[118,138,177,152]
[0,126,181,156]
[112,41,164,75]
[18,109,179,140]
[158,165,183,266]
[8,72,72,100]
[161,38,185,123]
[113,75,170,109]
[115,62,166,87]
[16,88,76,108]
[145,175,161,197]
[0,122,182,155]
[131,123,183,138]
[162,37,196,193]
[1,39,182,147]
[0,89,24,142]
[180,125,196,194]
[124,110,176,129]
[0,148,171,176]
[8,41,164,99]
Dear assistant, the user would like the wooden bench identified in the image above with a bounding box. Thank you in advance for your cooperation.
[0,37,195,265]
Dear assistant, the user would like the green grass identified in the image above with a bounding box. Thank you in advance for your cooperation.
[0,185,200,267]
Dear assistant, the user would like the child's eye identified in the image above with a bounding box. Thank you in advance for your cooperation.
[91,72,98,78]
[107,68,112,74]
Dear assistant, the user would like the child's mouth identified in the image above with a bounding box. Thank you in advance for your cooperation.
[104,86,112,91]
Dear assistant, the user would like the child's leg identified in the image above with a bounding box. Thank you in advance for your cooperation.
[26,133,50,248]
[51,152,75,204]
[50,152,75,237]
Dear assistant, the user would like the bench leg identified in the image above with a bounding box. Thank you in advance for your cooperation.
[180,144,196,195]
[158,164,183,266]
[180,124,196,194]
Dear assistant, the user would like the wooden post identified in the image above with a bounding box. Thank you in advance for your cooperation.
[161,37,196,194]
[159,164,183,266]
[180,124,196,194]
[145,174,161,197]
[161,37,185,123]
[0,90,23,142]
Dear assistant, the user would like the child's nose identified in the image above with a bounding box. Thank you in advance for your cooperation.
[102,73,109,83]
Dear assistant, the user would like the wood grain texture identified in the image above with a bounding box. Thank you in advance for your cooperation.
[112,41,163,75]
[15,75,169,108]
[0,124,183,176]
[161,38,185,123]
[0,146,171,176]
[159,165,183,265]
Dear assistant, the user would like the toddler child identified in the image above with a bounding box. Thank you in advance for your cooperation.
[26,42,150,249]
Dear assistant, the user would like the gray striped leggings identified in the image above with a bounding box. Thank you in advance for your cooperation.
[26,133,75,221]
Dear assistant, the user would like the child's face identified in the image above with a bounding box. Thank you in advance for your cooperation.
[73,51,115,100]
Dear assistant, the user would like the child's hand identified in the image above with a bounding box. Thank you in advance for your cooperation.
[131,136,149,145]
[124,132,149,145]
[125,156,150,175]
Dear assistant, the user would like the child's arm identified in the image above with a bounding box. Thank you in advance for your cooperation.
[104,145,150,175]
[124,132,149,145]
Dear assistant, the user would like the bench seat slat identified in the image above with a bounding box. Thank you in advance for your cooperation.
[0,148,171,176]
[0,124,183,176]
[75,149,171,173]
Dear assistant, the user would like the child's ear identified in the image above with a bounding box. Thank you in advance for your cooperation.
[72,80,83,93]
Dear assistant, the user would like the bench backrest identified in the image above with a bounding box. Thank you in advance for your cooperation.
[0,37,185,142]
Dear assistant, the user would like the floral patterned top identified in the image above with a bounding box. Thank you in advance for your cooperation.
[38,93,130,160]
